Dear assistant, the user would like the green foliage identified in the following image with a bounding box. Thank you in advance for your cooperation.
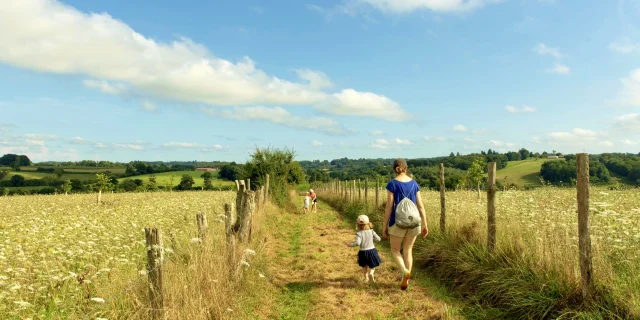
[61,180,72,194]
[0,170,8,180]
[0,154,31,166]
[218,162,242,181]
[53,168,65,178]
[467,157,485,188]
[540,158,612,185]
[94,173,113,192]
[201,171,214,190]
[244,147,305,208]
[10,174,25,187]
[177,174,195,190]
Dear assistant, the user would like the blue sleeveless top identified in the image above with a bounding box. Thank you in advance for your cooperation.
[386,179,420,227]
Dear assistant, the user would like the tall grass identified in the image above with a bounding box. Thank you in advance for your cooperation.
[319,189,635,319]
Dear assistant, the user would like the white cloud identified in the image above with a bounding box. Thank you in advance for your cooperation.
[613,113,640,132]
[163,142,204,148]
[622,139,638,145]
[609,38,640,54]
[319,89,410,121]
[68,136,95,145]
[394,138,411,145]
[534,43,564,58]
[23,133,58,140]
[370,130,384,136]
[489,140,515,147]
[464,137,476,142]
[113,143,145,150]
[453,124,468,132]
[547,63,571,75]
[295,69,333,90]
[545,128,616,150]
[356,0,502,13]
[599,140,615,147]
[202,106,351,135]
[617,69,640,107]
[371,138,390,149]
[83,79,128,95]
[506,105,537,113]
[0,0,406,120]
[424,136,447,142]
[311,140,323,147]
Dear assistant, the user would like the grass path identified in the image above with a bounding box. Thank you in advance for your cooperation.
[260,198,459,319]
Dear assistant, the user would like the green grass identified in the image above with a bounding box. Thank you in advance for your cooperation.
[119,171,235,188]
[495,158,563,187]
[1,171,96,181]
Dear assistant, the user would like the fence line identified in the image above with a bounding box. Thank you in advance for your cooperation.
[311,155,595,301]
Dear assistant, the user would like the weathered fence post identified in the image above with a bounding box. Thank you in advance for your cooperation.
[487,162,497,253]
[237,190,256,243]
[344,180,348,199]
[235,180,240,191]
[577,153,593,300]
[224,203,237,269]
[264,174,270,205]
[352,179,356,202]
[255,186,262,211]
[439,163,446,233]
[364,178,369,207]
[375,178,380,208]
[145,227,164,319]
[358,179,362,201]
[247,178,251,191]
[196,212,207,240]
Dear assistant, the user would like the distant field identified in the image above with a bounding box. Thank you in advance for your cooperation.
[495,158,563,187]
[20,166,126,174]
[119,170,235,188]
[1,171,97,181]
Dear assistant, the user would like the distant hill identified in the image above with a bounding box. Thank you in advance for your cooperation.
[495,158,563,187]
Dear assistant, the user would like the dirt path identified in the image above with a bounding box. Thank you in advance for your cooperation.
[262,198,456,320]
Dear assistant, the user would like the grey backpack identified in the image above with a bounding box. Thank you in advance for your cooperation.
[394,183,421,229]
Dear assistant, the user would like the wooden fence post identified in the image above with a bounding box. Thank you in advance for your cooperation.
[352,180,356,202]
[375,178,380,208]
[364,178,369,207]
[235,180,240,191]
[358,179,362,201]
[487,162,497,253]
[224,204,237,269]
[264,174,270,205]
[439,163,446,233]
[577,153,593,300]
[145,227,164,319]
[344,180,348,199]
[237,190,256,243]
[196,212,207,240]
[247,179,251,191]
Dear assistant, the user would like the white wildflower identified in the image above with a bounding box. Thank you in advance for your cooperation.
[244,249,256,256]
[91,297,106,304]
[14,301,32,308]
[259,273,266,278]
[241,260,250,267]
[190,238,202,244]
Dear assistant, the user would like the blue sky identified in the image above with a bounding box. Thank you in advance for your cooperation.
[0,0,639,163]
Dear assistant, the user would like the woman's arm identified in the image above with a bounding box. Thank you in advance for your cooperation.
[383,191,394,239]
[416,190,429,238]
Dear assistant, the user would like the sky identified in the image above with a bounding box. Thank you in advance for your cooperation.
[0,0,639,163]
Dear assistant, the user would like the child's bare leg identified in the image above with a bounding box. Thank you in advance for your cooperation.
[369,268,376,283]
[362,266,370,281]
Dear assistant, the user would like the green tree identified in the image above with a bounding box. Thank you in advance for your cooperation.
[62,179,72,195]
[147,175,158,191]
[0,187,7,196]
[519,148,531,160]
[53,168,65,179]
[177,174,195,190]
[0,170,8,180]
[11,156,21,171]
[10,174,25,187]
[467,158,485,200]
[218,163,242,181]
[201,171,214,190]
[95,173,113,203]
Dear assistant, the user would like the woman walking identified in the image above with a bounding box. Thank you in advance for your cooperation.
[383,158,428,290]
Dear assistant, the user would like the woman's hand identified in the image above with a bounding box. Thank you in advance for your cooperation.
[383,226,389,240]
[421,226,429,238]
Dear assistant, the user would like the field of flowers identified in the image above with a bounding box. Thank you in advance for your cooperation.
[0,191,235,319]
[420,187,640,312]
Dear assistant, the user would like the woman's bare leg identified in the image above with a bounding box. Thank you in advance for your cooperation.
[402,235,418,272]
[390,235,407,271]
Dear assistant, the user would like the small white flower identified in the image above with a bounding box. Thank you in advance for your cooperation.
[91,297,106,304]
[244,249,256,256]
[14,301,32,308]
[241,260,250,267]
[259,273,266,278]
[226,308,233,313]
[190,238,202,244]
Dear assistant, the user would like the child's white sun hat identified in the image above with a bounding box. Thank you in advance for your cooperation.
[357,215,370,224]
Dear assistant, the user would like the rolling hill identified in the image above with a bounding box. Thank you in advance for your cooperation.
[495,158,563,187]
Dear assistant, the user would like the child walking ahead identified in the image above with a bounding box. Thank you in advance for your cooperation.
[303,192,310,214]
[347,215,382,283]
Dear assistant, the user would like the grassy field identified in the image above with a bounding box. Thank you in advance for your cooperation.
[19,166,126,174]
[119,170,235,188]
[495,158,563,187]
[1,171,97,181]
[0,191,249,319]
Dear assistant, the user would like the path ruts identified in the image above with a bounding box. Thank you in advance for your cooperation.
[263,198,455,320]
